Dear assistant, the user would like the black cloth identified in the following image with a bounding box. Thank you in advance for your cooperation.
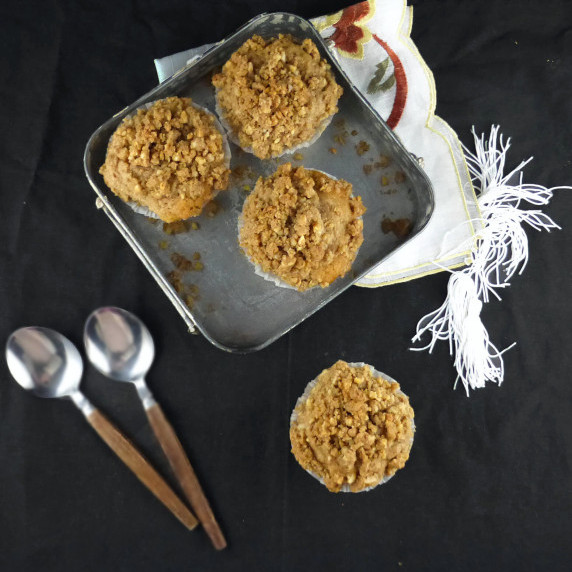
[1,0,571,570]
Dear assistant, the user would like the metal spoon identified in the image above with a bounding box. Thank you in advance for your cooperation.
[84,307,227,550]
[6,326,198,531]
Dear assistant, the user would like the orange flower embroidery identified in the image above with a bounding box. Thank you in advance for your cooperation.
[322,0,375,60]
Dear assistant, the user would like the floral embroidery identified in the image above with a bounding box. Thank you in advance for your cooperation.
[373,34,407,129]
[312,0,407,130]
[367,58,395,94]
[317,0,375,60]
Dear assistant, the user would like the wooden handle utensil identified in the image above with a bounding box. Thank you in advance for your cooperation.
[87,409,198,531]
[145,403,227,550]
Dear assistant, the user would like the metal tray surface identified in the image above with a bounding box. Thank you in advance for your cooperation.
[84,12,434,353]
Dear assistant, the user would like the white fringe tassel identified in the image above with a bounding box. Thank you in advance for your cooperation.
[412,125,570,394]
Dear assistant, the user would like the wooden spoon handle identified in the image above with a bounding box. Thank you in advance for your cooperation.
[87,409,198,531]
[146,403,227,550]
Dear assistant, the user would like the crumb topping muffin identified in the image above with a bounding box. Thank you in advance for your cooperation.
[290,360,414,493]
[239,163,365,291]
[212,34,343,159]
[100,97,230,222]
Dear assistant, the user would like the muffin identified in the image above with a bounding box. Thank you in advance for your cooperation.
[100,97,230,222]
[212,34,343,159]
[290,361,415,493]
[239,163,365,291]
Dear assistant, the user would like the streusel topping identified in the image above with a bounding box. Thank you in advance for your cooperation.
[239,164,365,291]
[290,361,414,492]
[212,34,343,159]
[100,97,230,222]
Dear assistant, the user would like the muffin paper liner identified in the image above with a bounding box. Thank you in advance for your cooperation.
[214,92,334,159]
[116,100,232,220]
[290,362,415,493]
[238,169,363,291]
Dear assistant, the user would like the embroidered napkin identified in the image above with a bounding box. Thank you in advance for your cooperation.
[154,0,482,288]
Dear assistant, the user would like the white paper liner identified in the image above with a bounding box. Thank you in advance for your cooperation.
[238,169,363,291]
[214,92,333,159]
[113,100,231,220]
[290,362,415,493]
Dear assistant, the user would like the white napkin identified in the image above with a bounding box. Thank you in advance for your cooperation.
[154,0,482,287]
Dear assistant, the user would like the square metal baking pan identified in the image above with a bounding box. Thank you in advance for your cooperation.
[84,12,434,353]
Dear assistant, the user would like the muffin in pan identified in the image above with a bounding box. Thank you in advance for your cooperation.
[100,97,231,223]
[239,163,365,291]
[290,361,415,493]
[212,34,343,159]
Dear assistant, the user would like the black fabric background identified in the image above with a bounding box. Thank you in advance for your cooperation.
[0,0,571,570]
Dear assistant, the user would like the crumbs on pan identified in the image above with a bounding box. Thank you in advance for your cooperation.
[333,117,349,145]
[162,220,200,234]
[381,217,412,238]
[204,199,221,218]
[378,155,391,168]
[166,269,201,310]
[356,141,370,156]
[363,154,392,175]
[163,221,189,235]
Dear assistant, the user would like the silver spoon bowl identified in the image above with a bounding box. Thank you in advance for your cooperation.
[84,306,154,383]
[6,327,92,413]
[84,306,156,408]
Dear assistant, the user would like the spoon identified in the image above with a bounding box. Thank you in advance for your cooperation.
[84,307,227,550]
[6,326,198,531]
